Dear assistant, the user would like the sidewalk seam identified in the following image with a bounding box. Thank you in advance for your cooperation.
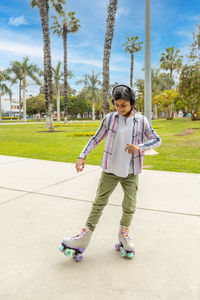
[0,158,28,165]
[0,186,199,218]
[36,168,99,192]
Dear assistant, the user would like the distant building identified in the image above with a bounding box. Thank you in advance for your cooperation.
[2,98,20,116]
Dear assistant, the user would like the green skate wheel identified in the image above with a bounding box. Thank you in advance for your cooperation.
[121,249,127,258]
[72,251,77,259]
[64,249,71,257]
[59,245,65,252]
[127,252,134,258]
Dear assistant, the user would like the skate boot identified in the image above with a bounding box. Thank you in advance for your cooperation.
[59,226,93,262]
[115,225,135,258]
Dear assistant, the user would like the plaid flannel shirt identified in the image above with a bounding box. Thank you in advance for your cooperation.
[79,111,162,175]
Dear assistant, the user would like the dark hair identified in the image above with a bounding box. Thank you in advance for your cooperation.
[112,85,136,106]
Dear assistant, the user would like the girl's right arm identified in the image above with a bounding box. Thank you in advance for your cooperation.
[75,115,109,172]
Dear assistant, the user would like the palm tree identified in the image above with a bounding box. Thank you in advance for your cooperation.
[0,71,11,121]
[31,0,65,131]
[102,0,118,116]
[52,61,63,122]
[0,70,4,81]
[160,46,183,89]
[8,90,13,120]
[7,61,24,119]
[76,70,101,120]
[51,11,80,123]
[12,57,41,122]
[123,36,143,88]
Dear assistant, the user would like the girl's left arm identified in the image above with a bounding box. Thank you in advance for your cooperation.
[139,116,162,152]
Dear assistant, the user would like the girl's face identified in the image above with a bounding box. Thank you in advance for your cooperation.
[114,99,132,116]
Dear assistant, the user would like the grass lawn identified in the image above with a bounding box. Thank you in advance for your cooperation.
[0,118,199,174]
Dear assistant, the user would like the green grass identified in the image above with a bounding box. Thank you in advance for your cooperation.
[0,118,200,174]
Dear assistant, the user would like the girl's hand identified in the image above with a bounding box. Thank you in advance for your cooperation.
[76,158,85,173]
[125,144,140,154]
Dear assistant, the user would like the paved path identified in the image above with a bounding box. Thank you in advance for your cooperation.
[0,155,199,300]
[0,122,44,125]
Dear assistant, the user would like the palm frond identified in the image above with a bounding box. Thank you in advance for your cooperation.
[30,0,38,8]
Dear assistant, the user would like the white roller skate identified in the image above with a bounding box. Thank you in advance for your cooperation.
[115,225,135,258]
[59,226,93,262]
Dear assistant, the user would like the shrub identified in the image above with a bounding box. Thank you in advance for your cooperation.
[66,131,96,137]
[55,123,99,128]
[2,117,18,120]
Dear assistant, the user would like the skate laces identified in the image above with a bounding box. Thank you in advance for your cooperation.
[71,227,88,240]
[121,227,132,243]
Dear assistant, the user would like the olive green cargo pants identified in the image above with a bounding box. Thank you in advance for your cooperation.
[86,171,138,231]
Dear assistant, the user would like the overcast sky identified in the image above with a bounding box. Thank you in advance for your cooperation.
[0,0,199,100]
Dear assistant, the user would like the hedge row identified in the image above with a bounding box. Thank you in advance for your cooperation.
[65,131,96,137]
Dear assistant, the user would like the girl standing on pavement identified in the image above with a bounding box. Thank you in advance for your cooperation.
[59,85,161,261]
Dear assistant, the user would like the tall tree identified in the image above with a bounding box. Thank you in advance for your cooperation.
[179,17,200,120]
[102,0,118,116]
[135,79,144,114]
[31,0,65,131]
[0,70,4,81]
[0,71,11,121]
[76,70,101,120]
[189,17,200,61]
[179,62,200,120]
[160,46,183,89]
[123,36,143,88]
[151,68,172,119]
[7,61,25,120]
[11,57,41,122]
[27,94,46,120]
[51,11,80,123]
[52,61,64,121]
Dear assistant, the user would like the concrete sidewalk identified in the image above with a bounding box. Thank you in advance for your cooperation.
[0,155,199,300]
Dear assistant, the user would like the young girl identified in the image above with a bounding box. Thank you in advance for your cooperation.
[59,85,161,262]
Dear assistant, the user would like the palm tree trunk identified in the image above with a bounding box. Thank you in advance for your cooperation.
[144,0,152,124]
[63,24,68,124]
[102,0,118,116]
[39,0,54,131]
[19,80,22,120]
[10,98,12,120]
[169,102,174,119]
[92,99,95,121]
[153,104,158,119]
[23,79,27,122]
[130,52,134,88]
[0,94,2,121]
[170,69,173,89]
[57,86,61,122]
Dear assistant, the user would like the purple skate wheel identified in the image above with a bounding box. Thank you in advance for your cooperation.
[115,243,120,251]
[76,253,83,262]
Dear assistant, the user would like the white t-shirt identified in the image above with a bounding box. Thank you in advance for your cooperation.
[103,114,134,177]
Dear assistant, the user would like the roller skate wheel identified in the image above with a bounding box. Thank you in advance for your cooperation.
[64,249,71,257]
[59,245,65,252]
[115,243,120,251]
[127,252,134,258]
[72,251,77,259]
[76,253,83,262]
[121,249,127,258]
